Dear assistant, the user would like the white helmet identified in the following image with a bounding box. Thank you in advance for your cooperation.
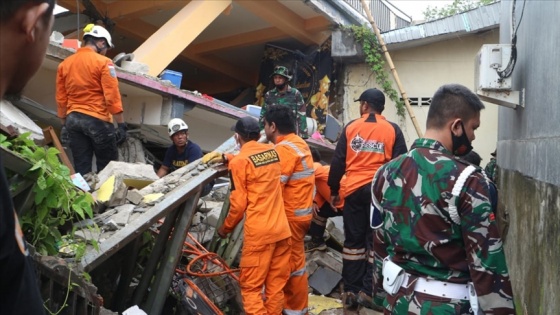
[168,118,188,137]
[83,24,114,48]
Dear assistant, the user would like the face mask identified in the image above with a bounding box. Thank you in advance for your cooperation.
[451,122,473,156]
[275,82,287,90]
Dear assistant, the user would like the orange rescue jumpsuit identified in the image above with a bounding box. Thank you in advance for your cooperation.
[274,133,315,315]
[310,163,344,235]
[223,141,292,315]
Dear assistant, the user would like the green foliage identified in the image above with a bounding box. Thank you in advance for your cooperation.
[423,0,497,21]
[345,25,406,119]
[0,132,95,256]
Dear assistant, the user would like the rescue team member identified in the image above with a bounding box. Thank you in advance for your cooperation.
[371,84,514,314]
[206,117,292,314]
[264,105,314,315]
[0,0,55,313]
[305,148,344,253]
[328,88,407,311]
[260,65,308,138]
[56,23,126,175]
[157,118,203,177]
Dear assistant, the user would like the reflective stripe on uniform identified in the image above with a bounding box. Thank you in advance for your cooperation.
[281,175,289,183]
[294,207,312,217]
[290,169,314,181]
[277,140,311,171]
[343,247,366,261]
[367,250,374,263]
[283,307,308,315]
[290,266,306,277]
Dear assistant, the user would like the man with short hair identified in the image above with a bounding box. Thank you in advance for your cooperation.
[371,84,514,314]
[328,88,407,310]
[260,65,308,138]
[57,23,126,175]
[157,118,203,178]
[216,116,292,315]
[0,0,55,313]
[264,105,314,314]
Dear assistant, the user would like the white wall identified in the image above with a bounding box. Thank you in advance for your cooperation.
[341,30,499,163]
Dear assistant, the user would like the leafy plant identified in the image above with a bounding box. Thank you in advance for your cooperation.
[423,0,498,21]
[344,25,406,119]
[0,132,96,256]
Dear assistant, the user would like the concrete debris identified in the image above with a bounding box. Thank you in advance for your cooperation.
[103,219,119,231]
[111,204,135,226]
[202,206,223,228]
[95,173,128,207]
[0,99,44,141]
[127,189,143,205]
[118,136,148,164]
[74,228,102,243]
[308,249,343,274]
[309,267,342,296]
[143,193,164,205]
[120,60,149,74]
[96,161,158,191]
[326,217,344,248]
[199,200,223,214]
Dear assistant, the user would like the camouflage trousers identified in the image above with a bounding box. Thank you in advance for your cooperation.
[381,289,473,314]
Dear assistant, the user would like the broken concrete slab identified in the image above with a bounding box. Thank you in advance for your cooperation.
[308,249,343,274]
[202,206,222,228]
[143,193,164,205]
[309,267,342,296]
[95,174,128,207]
[127,189,143,205]
[103,219,119,231]
[111,204,135,226]
[75,229,102,243]
[0,99,44,141]
[96,161,158,190]
[326,217,344,249]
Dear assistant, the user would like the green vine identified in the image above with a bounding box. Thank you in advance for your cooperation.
[0,132,96,256]
[344,25,406,119]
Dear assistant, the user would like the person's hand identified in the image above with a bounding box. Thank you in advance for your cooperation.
[217,225,228,238]
[202,151,223,164]
[330,195,340,209]
[115,123,127,145]
[312,201,320,216]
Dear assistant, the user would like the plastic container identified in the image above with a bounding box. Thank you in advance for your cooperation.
[160,69,183,88]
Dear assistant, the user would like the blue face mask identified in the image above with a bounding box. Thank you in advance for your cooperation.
[452,122,473,156]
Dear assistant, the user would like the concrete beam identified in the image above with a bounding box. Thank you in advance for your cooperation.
[105,0,189,20]
[116,18,253,86]
[133,0,232,77]
[188,27,286,55]
[234,0,325,45]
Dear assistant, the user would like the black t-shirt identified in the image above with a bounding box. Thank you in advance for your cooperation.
[162,141,203,172]
[0,157,45,315]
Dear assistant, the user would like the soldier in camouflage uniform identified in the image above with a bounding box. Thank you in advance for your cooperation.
[259,65,308,138]
[371,84,514,314]
[484,150,498,183]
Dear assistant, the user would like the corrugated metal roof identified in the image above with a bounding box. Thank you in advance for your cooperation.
[382,2,500,49]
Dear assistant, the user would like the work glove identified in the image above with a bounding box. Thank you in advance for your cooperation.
[115,123,128,145]
[202,151,223,164]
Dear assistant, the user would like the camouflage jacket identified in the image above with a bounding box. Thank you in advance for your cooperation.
[484,157,497,183]
[260,86,308,138]
[371,138,514,314]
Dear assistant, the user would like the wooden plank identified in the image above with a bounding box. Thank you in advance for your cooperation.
[0,146,32,175]
[42,126,75,174]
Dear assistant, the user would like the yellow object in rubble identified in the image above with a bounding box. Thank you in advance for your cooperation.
[143,193,164,203]
[307,294,342,314]
[96,175,116,202]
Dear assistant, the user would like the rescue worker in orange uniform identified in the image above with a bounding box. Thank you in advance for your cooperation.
[263,105,315,315]
[56,24,126,175]
[305,148,344,252]
[215,117,292,315]
[327,88,407,310]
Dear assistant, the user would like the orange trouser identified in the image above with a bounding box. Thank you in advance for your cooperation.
[240,238,291,315]
[283,220,311,314]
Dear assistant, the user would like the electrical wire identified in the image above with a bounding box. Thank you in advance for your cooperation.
[497,0,527,79]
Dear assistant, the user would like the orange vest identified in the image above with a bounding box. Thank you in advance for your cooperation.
[56,47,123,123]
[330,113,406,196]
[224,141,291,245]
[275,133,315,222]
